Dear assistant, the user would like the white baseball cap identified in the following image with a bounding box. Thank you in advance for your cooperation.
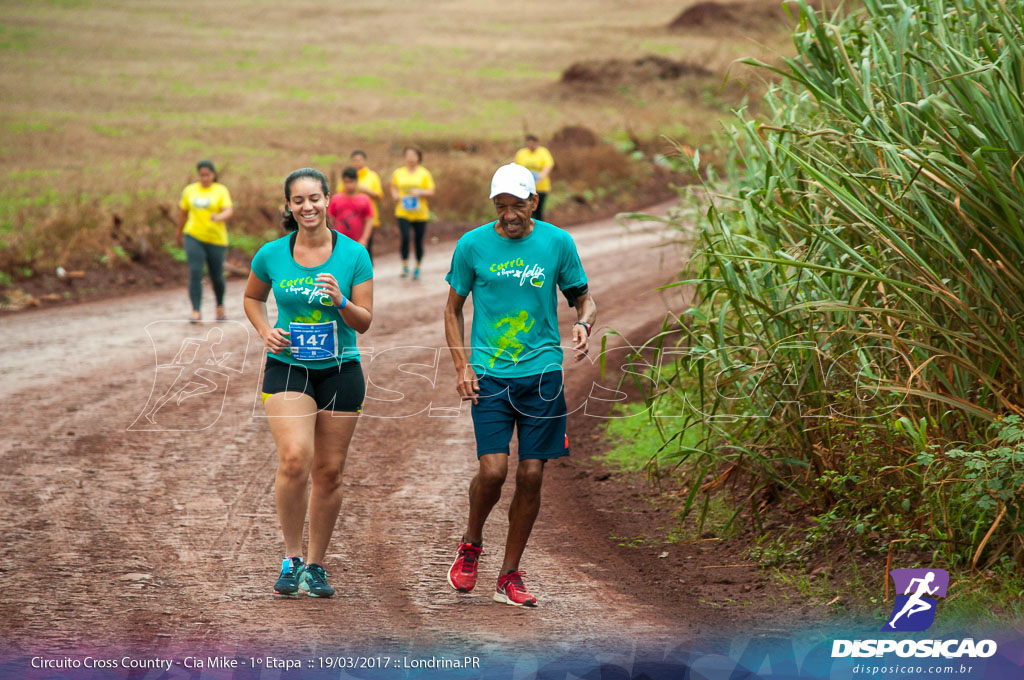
[489,163,536,199]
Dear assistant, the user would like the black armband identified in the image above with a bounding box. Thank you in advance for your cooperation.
[562,284,589,308]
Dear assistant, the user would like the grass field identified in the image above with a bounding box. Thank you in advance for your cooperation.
[1,0,782,144]
[0,0,794,283]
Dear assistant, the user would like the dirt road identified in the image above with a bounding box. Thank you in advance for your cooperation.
[0,206,743,657]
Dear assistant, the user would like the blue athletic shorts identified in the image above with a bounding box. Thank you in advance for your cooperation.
[471,371,569,460]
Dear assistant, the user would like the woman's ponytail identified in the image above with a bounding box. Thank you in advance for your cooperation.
[281,205,298,231]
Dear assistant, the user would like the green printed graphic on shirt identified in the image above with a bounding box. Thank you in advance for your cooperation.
[445,221,587,377]
[487,310,535,368]
[293,308,324,324]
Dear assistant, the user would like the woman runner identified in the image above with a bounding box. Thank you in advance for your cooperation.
[390,145,435,280]
[177,160,233,322]
[243,168,373,598]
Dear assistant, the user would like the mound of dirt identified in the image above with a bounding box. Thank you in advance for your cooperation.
[549,125,600,149]
[668,0,806,30]
[561,55,712,88]
[669,1,739,28]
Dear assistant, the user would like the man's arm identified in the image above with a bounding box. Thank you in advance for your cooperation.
[537,160,554,182]
[359,175,383,201]
[538,149,555,182]
[358,223,374,247]
[570,291,596,362]
[444,287,479,403]
[358,200,374,246]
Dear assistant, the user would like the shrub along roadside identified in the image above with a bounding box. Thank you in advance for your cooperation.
[620,0,1024,614]
[0,134,677,298]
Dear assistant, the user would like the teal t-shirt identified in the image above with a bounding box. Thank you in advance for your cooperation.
[445,220,588,377]
[251,232,373,367]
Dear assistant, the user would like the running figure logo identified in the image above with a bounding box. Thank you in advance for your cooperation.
[883,568,949,632]
[489,310,534,368]
[130,322,248,432]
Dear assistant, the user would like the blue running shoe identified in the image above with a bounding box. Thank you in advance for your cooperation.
[274,556,304,595]
[298,563,335,598]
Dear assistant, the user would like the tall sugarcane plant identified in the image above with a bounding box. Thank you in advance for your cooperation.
[663,0,1024,568]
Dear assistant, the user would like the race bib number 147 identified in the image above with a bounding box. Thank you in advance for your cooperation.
[289,321,338,360]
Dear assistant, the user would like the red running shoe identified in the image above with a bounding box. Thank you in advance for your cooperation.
[494,570,537,607]
[447,541,482,592]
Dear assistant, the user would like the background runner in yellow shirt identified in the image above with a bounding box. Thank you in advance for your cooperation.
[390,145,435,280]
[349,149,382,262]
[177,159,233,322]
[514,135,554,222]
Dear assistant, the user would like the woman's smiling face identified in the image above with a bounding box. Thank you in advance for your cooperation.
[287,176,328,229]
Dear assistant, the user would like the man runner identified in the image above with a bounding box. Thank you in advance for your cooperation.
[443,163,596,607]
[514,135,554,222]
[349,150,383,260]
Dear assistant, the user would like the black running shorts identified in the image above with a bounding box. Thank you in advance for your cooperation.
[261,356,365,412]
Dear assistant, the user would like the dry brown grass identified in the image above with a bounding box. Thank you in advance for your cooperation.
[0,0,794,280]
[0,136,656,277]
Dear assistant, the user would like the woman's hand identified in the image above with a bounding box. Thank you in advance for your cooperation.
[261,327,290,354]
[210,207,233,223]
[314,273,344,307]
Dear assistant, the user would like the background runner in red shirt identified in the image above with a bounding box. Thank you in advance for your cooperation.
[327,167,375,259]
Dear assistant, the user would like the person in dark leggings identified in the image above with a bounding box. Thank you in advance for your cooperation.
[177,160,233,322]
[390,146,435,280]
[398,219,426,274]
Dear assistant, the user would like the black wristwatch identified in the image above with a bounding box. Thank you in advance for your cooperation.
[574,321,592,336]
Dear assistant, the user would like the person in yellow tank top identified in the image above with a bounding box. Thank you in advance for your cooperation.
[514,135,554,222]
[390,145,435,280]
[177,160,233,322]
[348,150,382,262]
